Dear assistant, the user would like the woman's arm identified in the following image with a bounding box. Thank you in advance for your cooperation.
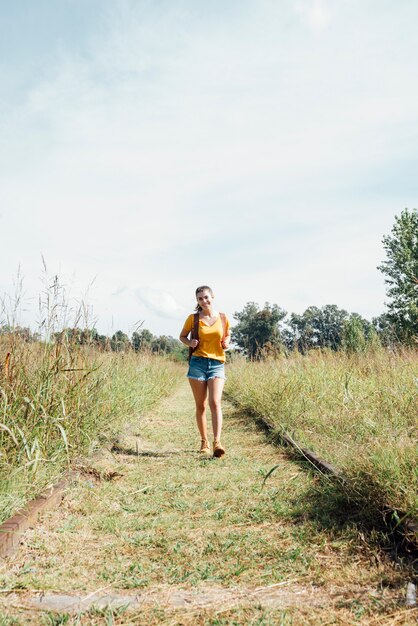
[221,316,231,349]
[221,334,231,349]
[179,317,199,348]
[179,329,199,349]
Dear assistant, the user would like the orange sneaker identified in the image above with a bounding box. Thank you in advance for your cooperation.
[199,439,211,457]
[213,440,225,458]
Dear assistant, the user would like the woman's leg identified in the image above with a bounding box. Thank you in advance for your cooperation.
[188,379,208,441]
[207,377,225,441]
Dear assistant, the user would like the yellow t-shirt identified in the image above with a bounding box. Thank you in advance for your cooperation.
[182,313,230,363]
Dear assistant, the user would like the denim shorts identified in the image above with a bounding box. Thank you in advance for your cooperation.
[187,356,226,381]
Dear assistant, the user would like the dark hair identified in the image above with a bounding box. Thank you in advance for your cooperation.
[195,285,214,311]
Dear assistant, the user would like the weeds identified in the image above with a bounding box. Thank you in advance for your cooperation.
[225,349,418,524]
[0,383,414,624]
[0,272,183,523]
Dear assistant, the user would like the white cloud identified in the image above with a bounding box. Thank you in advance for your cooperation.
[134,287,186,319]
[295,0,331,31]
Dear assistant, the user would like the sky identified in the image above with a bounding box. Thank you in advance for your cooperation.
[1,0,417,338]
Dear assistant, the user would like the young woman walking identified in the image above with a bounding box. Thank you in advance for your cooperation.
[179,286,231,458]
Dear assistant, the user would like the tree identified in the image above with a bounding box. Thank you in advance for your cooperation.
[289,305,349,352]
[132,329,154,352]
[372,313,398,347]
[232,302,287,359]
[151,335,182,354]
[132,329,187,360]
[111,330,131,352]
[91,330,109,350]
[55,327,104,346]
[341,313,379,352]
[377,208,418,344]
[0,325,37,342]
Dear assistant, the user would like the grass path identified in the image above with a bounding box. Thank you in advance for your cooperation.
[0,381,415,625]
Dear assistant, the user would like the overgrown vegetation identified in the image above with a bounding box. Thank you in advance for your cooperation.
[0,325,188,361]
[225,348,418,526]
[0,334,182,524]
[0,267,185,523]
[0,385,412,625]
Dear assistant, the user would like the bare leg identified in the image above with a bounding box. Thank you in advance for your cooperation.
[188,379,208,441]
[207,377,225,441]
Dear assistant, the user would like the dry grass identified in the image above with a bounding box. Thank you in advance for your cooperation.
[0,334,183,524]
[225,348,418,525]
[0,382,414,624]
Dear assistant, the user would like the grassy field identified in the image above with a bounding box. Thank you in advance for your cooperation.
[0,382,414,624]
[0,334,182,524]
[225,348,418,527]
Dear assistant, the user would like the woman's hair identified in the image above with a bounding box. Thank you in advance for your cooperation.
[195,285,214,311]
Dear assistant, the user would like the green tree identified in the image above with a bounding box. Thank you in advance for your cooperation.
[342,313,371,352]
[131,329,187,360]
[91,330,109,350]
[111,330,131,352]
[151,335,182,354]
[55,327,104,346]
[132,329,154,352]
[377,208,418,344]
[372,313,398,347]
[170,342,188,362]
[289,305,349,352]
[0,325,37,342]
[232,302,287,359]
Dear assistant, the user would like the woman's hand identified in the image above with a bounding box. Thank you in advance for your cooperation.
[190,339,199,348]
[221,338,230,349]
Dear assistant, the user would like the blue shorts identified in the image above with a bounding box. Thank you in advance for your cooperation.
[187,356,226,381]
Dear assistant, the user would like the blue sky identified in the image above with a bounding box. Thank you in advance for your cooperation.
[1,0,417,337]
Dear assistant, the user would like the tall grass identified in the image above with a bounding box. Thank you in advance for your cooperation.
[0,335,182,525]
[0,269,184,522]
[225,348,418,524]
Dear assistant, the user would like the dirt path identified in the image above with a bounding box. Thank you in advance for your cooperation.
[0,382,415,625]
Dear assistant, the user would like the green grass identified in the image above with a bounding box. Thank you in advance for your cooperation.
[224,348,418,525]
[0,383,414,624]
[0,334,183,523]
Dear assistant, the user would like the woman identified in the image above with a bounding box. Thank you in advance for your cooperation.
[179,285,231,458]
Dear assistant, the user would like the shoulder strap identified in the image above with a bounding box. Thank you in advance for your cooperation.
[193,312,200,340]
[188,312,200,363]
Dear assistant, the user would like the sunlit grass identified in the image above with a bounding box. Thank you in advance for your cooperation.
[225,348,418,522]
[0,334,182,523]
[0,383,412,625]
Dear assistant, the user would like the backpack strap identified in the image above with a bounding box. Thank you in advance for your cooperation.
[188,312,200,363]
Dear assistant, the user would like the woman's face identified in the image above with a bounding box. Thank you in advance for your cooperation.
[196,289,213,310]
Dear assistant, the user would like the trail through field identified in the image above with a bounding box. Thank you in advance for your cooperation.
[0,381,415,625]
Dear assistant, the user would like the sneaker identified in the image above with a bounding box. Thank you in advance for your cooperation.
[199,439,211,457]
[213,440,225,458]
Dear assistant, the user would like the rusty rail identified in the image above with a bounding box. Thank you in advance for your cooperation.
[0,477,71,558]
[253,412,418,549]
